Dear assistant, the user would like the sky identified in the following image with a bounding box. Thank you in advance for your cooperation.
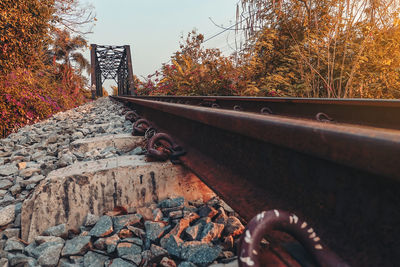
[84,0,243,90]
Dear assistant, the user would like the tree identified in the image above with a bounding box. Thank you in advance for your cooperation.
[0,0,54,73]
[147,31,243,96]
[53,0,96,34]
[0,0,93,138]
[236,0,400,98]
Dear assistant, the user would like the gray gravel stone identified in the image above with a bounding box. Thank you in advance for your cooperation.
[8,253,36,266]
[129,147,144,155]
[158,197,184,209]
[144,221,165,242]
[19,167,41,178]
[42,223,68,238]
[164,235,183,258]
[4,238,25,252]
[127,225,145,238]
[121,254,142,266]
[34,236,65,245]
[37,243,63,267]
[121,237,143,246]
[113,214,142,232]
[24,242,37,257]
[0,164,18,176]
[150,244,168,259]
[0,204,15,226]
[180,242,221,265]
[31,151,46,161]
[47,134,58,144]
[20,175,45,187]
[1,228,19,239]
[0,189,7,197]
[0,179,13,190]
[178,262,197,267]
[117,242,142,257]
[9,184,21,196]
[61,236,91,256]
[89,215,113,237]
[109,258,136,267]
[84,213,99,227]
[83,251,109,267]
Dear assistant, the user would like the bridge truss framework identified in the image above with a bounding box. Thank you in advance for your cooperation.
[90,44,135,98]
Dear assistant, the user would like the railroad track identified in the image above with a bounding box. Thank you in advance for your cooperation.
[112,95,400,267]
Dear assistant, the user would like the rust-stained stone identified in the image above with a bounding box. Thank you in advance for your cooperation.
[21,155,215,242]
[160,257,177,267]
[61,236,92,256]
[153,208,163,221]
[105,233,120,253]
[112,214,142,232]
[117,242,142,257]
[184,224,202,241]
[105,234,120,246]
[197,205,218,219]
[223,216,245,237]
[180,241,221,265]
[137,203,157,221]
[215,207,228,225]
[160,218,190,247]
[222,235,234,250]
[127,225,145,238]
[89,216,113,237]
[145,221,166,242]
[118,229,133,239]
[200,222,225,243]
[184,212,200,224]
[17,162,27,170]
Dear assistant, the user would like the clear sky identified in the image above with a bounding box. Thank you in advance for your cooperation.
[85,0,242,90]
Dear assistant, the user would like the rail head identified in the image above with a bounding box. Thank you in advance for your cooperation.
[122,95,400,130]
[113,95,400,180]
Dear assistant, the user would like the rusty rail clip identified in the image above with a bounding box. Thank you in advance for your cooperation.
[132,118,152,136]
[238,210,349,267]
[147,133,186,164]
[261,107,273,115]
[125,111,140,122]
[144,127,157,140]
[316,112,334,122]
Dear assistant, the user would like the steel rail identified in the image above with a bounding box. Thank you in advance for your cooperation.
[131,95,400,130]
[116,96,400,179]
[113,95,400,266]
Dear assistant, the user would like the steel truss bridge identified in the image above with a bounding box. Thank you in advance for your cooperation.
[90,44,135,98]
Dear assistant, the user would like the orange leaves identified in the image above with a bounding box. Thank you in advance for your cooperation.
[0,67,90,138]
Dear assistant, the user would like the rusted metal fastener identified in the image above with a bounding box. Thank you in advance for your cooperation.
[121,108,131,115]
[238,210,349,267]
[147,133,186,163]
[261,107,273,115]
[125,111,140,122]
[316,112,334,122]
[234,105,243,111]
[132,118,152,136]
[144,127,157,140]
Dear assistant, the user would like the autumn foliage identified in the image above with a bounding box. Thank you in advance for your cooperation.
[138,0,400,99]
[0,0,92,137]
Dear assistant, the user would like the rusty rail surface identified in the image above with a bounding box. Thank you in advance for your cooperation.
[112,95,400,267]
